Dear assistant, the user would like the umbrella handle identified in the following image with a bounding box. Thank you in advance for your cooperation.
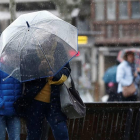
[3,68,19,81]
[26,21,30,31]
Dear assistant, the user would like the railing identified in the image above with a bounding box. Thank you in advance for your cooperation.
[7,103,140,140]
[62,103,140,140]
[93,22,140,44]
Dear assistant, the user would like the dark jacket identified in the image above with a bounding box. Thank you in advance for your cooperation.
[21,43,71,121]
[23,63,71,100]
[23,42,71,101]
[24,63,71,122]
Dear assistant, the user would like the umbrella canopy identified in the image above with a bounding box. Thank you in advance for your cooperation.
[0,11,78,82]
[117,48,140,68]
[103,65,117,83]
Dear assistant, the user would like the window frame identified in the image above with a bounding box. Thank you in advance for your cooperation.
[94,0,105,21]
[131,0,140,19]
[107,0,116,21]
[119,0,129,20]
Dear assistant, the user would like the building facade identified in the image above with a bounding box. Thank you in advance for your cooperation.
[91,0,140,100]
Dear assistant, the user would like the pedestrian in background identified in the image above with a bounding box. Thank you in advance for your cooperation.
[116,51,140,101]
[103,60,120,101]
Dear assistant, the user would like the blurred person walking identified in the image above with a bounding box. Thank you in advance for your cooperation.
[116,51,140,101]
[103,61,120,101]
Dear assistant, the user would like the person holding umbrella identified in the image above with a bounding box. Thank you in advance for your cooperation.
[0,10,78,140]
[116,51,140,101]
[26,66,71,140]
[20,43,71,140]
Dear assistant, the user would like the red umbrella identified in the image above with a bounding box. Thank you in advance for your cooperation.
[117,48,140,67]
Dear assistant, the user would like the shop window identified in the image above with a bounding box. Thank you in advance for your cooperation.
[131,1,140,19]
[95,0,104,21]
[107,0,116,20]
[119,1,128,19]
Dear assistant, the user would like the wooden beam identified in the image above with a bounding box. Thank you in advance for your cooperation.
[115,0,119,38]
[104,0,107,38]
[95,37,140,45]
[93,19,140,25]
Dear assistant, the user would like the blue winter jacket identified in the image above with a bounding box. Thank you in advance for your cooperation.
[0,70,22,116]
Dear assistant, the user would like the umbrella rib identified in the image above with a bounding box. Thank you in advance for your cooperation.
[32,34,54,73]
[1,28,26,54]
[31,19,76,30]
[30,26,77,52]
[19,30,30,81]
[19,30,29,52]
[30,12,41,25]
[19,28,36,52]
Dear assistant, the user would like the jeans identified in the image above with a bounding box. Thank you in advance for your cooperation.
[26,100,69,140]
[0,116,21,140]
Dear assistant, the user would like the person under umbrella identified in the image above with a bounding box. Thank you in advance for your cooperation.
[0,11,77,140]
[0,50,22,140]
[14,36,71,140]
[0,10,78,82]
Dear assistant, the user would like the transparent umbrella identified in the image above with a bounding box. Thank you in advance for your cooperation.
[0,10,78,82]
[117,48,140,68]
